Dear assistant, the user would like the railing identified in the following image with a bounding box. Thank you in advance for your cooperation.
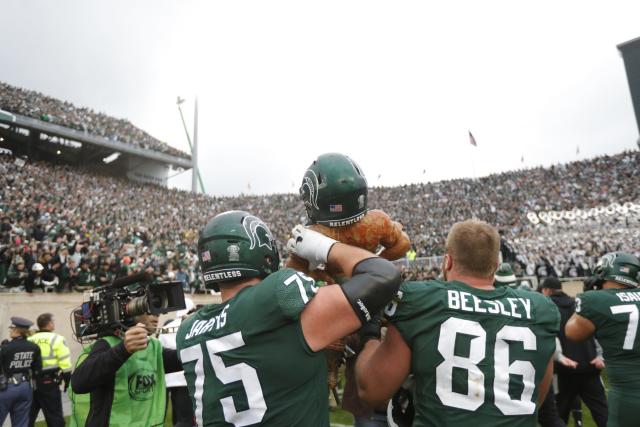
[389,259,592,294]
[392,255,445,270]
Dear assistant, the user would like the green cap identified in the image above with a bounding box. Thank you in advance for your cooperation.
[494,263,517,288]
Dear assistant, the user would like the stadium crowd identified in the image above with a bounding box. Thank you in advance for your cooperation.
[0,81,190,159]
[0,149,639,293]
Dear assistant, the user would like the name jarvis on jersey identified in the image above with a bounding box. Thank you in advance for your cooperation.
[447,290,533,320]
[184,304,230,340]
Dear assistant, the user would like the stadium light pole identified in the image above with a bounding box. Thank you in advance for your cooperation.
[192,97,199,194]
[176,97,205,193]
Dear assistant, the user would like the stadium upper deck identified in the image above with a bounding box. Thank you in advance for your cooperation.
[0,81,190,161]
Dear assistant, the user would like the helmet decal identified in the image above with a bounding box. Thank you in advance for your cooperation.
[598,253,616,270]
[301,170,320,210]
[227,244,240,261]
[242,215,275,251]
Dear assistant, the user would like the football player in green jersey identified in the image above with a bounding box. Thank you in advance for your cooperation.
[176,211,401,427]
[356,219,560,427]
[566,252,640,427]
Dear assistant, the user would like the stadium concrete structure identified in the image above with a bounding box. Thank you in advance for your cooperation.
[618,36,640,146]
[0,109,192,187]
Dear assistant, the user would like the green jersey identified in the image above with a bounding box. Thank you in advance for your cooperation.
[176,268,328,427]
[386,280,559,427]
[576,288,640,427]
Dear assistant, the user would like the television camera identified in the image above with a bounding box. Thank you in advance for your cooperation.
[71,272,186,343]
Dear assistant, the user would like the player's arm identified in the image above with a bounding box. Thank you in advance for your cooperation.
[378,218,411,261]
[284,253,310,272]
[287,225,401,352]
[285,253,335,283]
[565,313,596,342]
[355,324,411,406]
[537,357,554,405]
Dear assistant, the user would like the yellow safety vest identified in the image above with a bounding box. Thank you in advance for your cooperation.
[28,331,72,372]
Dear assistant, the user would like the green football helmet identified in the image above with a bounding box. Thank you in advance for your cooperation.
[593,252,640,289]
[299,153,368,227]
[197,211,280,291]
[494,262,517,288]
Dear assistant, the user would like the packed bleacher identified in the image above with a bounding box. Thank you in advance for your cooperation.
[0,81,190,159]
[0,149,638,292]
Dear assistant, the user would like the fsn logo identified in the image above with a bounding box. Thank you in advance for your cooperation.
[128,370,156,401]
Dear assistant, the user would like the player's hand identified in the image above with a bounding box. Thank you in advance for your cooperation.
[590,356,605,370]
[559,355,578,369]
[286,225,337,271]
[124,323,149,354]
[358,312,383,344]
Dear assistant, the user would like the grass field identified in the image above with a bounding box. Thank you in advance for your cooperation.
[33,396,600,426]
[328,405,598,427]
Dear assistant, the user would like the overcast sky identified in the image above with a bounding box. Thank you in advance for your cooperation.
[1,1,639,196]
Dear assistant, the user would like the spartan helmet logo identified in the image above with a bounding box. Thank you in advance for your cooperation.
[301,169,319,210]
[242,215,274,251]
[598,253,616,270]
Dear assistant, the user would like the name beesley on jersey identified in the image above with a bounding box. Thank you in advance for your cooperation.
[447,289,532,320]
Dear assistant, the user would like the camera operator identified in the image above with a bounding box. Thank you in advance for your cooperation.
[70,313,181,427]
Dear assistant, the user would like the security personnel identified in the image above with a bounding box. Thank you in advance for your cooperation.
[0,317,41,427]
[28,313,71,427]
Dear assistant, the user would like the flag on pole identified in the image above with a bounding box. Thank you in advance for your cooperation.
[469,131,477,147]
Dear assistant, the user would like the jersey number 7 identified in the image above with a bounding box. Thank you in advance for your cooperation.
[610,304,639,350]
